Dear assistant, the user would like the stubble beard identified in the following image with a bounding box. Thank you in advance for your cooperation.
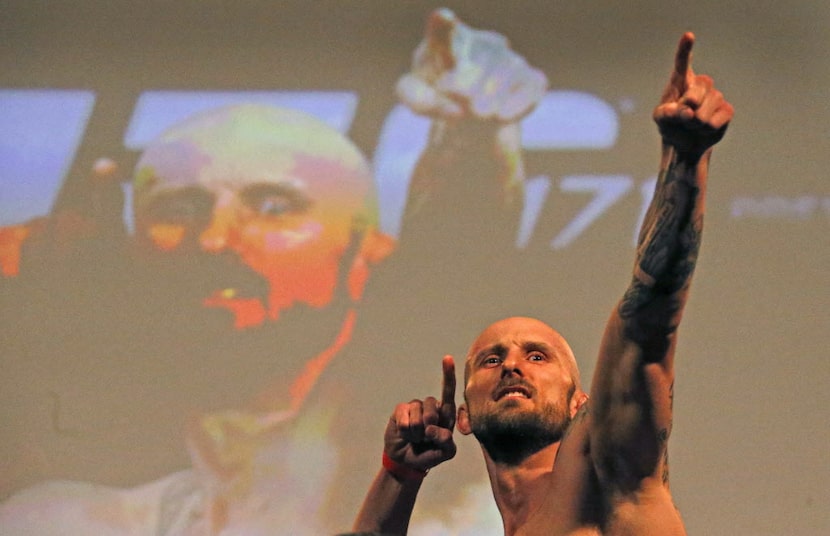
[471,399,572,466]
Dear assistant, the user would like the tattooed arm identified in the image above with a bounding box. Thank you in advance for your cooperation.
[588,33,733,496]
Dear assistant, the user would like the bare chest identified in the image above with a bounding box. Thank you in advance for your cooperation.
[505,456,684,536]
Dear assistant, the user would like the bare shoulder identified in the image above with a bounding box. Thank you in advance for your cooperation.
[541,406,686,535]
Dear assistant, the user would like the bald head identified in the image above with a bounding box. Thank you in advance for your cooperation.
[464,317,581,390]
[458,317,585,459]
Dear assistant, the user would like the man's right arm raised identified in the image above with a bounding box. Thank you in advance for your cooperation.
[588,33,733,500]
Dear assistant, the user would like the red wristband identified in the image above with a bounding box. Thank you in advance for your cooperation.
[382,452,428,481]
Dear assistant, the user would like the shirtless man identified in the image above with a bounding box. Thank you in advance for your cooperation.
[351,31,733,535]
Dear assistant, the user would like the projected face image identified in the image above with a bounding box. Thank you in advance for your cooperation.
[133,104,382,327]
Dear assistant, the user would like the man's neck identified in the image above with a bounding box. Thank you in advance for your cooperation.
[483,441,561,534]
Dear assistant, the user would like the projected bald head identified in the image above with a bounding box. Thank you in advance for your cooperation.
[133,104,388,325]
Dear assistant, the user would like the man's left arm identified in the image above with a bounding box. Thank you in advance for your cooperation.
[588,33,734,493]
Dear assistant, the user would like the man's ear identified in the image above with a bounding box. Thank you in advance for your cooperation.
[457,403,473,436]
[569,391,589,419]
[346,228,396,302]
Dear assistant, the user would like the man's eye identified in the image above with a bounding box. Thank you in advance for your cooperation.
[484,356,501,366]
[257,196,293,216]
[144,188,214,227]
[241,184,311,217]
[528,354,545,361]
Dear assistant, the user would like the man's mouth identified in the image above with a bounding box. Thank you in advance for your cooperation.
[203,289,267,329]
[494,384,533,401]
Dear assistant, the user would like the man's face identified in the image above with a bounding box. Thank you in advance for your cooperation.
[133,104,376,325]
[461,317,580,446]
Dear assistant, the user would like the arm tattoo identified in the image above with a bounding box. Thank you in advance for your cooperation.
[659,420,672,485]
[619,157,704,338]
[669,381,675,410]
[636,165,702,292]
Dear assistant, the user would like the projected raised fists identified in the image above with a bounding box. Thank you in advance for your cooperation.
[393,9,544,252]
[397,8,548,122]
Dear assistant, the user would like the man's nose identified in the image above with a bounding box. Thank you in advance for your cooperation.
[199,195,237,253]
[501,351,524,377]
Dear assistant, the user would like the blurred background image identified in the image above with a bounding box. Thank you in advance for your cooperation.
[1,2,828,534]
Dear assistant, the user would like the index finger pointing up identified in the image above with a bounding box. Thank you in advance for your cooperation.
[671,32,696,93]
[426,8,457,70]
[440,355,457,416]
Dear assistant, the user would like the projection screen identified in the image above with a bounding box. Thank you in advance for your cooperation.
[1,1,828,534]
